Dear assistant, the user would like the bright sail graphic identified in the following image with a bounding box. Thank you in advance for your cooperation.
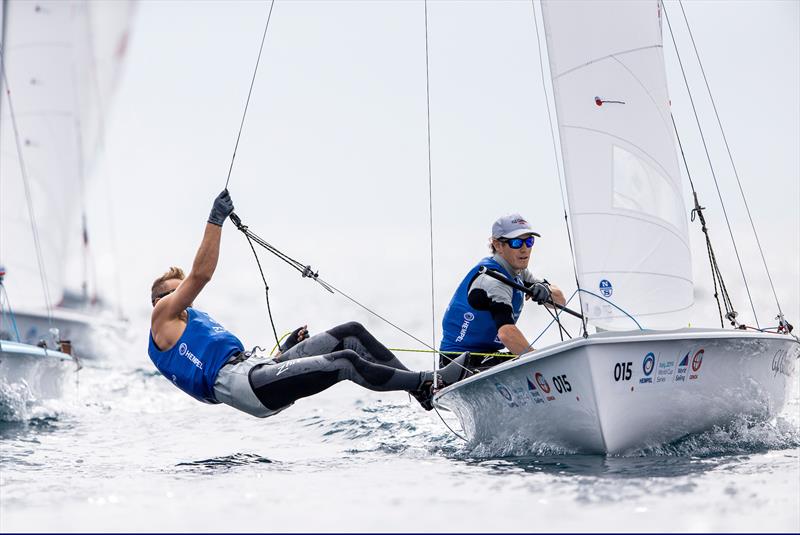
[541,0,692,330]
[0,0,134,310]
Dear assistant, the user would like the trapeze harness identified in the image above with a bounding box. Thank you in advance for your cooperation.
[440,256,524,355]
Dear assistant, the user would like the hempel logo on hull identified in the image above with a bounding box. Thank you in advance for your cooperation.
[639,352,655,384]
[615,349,705,385]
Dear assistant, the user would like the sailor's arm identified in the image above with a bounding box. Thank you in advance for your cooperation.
[154,190,233,321]
[522,271,566,308]
[174,222,222,303]
[468,274,533,353]
[547,283,566,307]
[497,324,533,355]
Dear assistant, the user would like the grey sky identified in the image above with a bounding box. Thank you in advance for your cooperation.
[83,0,798,356]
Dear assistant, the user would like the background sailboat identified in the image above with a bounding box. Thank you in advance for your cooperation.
[0,0,135,360]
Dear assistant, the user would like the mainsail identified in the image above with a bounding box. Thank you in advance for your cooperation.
[541,0,692,330]
[0,0,134,310]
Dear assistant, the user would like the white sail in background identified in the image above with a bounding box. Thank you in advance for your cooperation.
[0,0,134,310]
[541,0,692,330]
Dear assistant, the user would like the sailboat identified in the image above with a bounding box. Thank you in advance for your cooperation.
[1,0,135,413]
[432,0,799,454]
[0,0,135,361]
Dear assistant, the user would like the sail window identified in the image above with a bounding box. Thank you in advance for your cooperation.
[612,145,683,230]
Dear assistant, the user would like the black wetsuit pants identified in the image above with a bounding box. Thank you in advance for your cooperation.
[249,322,428,411]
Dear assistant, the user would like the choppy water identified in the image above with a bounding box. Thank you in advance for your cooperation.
[2,338,799,532]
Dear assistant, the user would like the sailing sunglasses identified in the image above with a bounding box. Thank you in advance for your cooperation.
[151,288,176,306]
[500,236,535,249]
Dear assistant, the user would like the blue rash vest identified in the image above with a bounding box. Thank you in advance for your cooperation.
[148,308,244,403]
[440,257,524,354]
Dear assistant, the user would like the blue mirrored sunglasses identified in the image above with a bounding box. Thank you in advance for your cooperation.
[501,236,535,249]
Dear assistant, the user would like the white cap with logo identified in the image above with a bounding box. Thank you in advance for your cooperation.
[491,213,541,239]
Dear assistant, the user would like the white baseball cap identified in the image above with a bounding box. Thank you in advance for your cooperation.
[491,213,541,239]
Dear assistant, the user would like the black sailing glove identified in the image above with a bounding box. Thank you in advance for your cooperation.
[280,325,308,353]
[529,281,552,304]
[208,189,234,226]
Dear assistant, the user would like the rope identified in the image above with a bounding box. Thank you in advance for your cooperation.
[389,348,516,358]
[524,289,579,352]
[0,282,22,342]
[230,214,472,370]
[577,290,643,330]
[0,49,54,327]
[270,332,291,356]
[662,3,759,328]
[422,0,438,373]
[677,0,786,325]
[224,0,275,190]
[423,0,473,443]
[529,0,588,338]
[671,114,732,328]
[240,228,281,348]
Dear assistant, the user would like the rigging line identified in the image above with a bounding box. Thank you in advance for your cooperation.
[224,0,275,190]
[420,0,464,443]
[0,50,54,326]
[241,230,281,347]
[671,113,728,327]
[231,216,467,366]
[315,276,452,361]
[545,303,571,341]
[678,0,785,321]
[420,4,470,436]
[433,404,467,442]
[0,283,22,342]
[530,0,587,338]
[662,2,760,328]
[423,0,438,372]
[525,289,578,352]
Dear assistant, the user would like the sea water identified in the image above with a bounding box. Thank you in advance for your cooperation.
[1,331,798,533]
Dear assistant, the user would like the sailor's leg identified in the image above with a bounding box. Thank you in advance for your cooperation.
[327,321,410,370]
[278,331,340,361]
[279,321,410,371]
[250,349,428,411]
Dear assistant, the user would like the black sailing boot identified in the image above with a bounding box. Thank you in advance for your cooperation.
[411,352,472,411]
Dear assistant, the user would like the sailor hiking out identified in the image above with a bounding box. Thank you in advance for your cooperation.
[148,190,469,416]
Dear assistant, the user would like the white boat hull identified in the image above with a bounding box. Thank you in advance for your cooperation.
[3,307,127,360]
[434,329,799,455]
[0,341,75,413]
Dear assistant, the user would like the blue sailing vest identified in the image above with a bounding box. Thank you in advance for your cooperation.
[148,308,244,403]
[440,257,524,353]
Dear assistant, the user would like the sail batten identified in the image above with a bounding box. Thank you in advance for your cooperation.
[541,0,693,330]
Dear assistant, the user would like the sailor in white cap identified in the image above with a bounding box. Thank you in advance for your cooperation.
[438,213,565,368]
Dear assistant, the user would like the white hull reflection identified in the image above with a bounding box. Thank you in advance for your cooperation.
[434,329,799,455]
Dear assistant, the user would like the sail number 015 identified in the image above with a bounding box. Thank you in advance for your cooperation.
[614,361,633,381]
[552,374,572,393]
